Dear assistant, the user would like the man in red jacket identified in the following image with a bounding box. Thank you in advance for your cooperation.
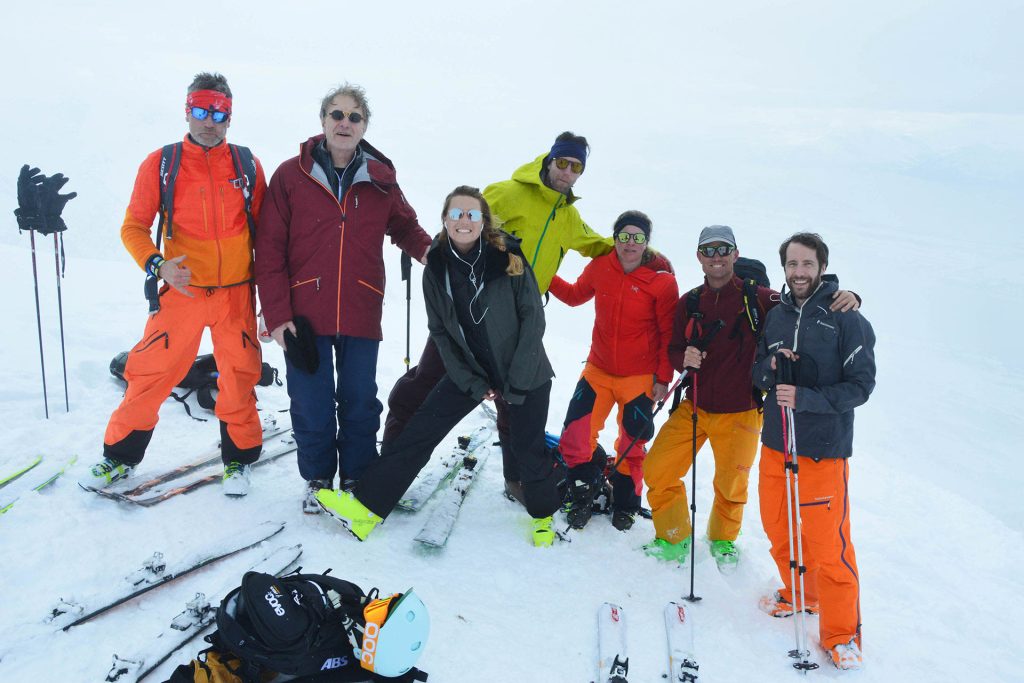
[82,72,267,497]
[255,84,431,512]
[642,225,858,571]
[549,211,678,531]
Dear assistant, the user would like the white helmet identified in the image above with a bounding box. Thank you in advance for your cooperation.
[360,588,430,677]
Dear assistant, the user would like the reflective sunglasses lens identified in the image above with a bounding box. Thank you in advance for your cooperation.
[616,233,630,243]
[447,209,483,222]
[190,107,209,120]
[210,110,228,123]
[554,158,583,173]
[634,233,647,244]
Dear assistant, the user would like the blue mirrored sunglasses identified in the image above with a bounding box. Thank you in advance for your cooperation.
[447,208,483,222]
[190,107,229,123]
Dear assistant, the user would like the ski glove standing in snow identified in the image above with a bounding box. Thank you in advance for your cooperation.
[13,165,76,234]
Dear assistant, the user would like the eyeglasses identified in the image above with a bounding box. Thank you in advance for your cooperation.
[447,208,483,222]
[190,107,229,123]
[698,244,735,257]
[327,110,364,123]
[616,232,647,244]
[553,158,584,174]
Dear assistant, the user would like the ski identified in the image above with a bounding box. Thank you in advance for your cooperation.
[87,417,292,500]
[664,601,700,682]
[50,520,286,630]
[414,442,491,547]
[0,454,78,514]
[397,425,494,511]
[0,455,43,489]
[104,542,303,683]
[597,602,629,683]
[87,432,297,507]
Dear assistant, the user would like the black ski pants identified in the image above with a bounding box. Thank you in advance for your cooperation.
[358,375,560,520]
[384,337,518,481]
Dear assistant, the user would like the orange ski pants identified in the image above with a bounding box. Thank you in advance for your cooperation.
[643,401,761,543]
[759,445,861,651]
[104,285,263,459]
[560,364,654,492]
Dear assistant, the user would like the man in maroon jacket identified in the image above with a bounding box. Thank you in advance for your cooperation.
[642,225,859,571]
[255,84,431,512]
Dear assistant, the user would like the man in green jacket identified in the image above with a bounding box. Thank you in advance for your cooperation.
[384,132,612,499]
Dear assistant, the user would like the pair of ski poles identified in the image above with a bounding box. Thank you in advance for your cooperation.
[776,352,818,672]
[24,205,71,419]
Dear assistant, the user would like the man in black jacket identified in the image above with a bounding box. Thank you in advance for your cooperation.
[753,232,876,671]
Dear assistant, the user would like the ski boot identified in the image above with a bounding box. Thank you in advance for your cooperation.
[315,489,382,541]
[78,457,136,489]
[222,462,251,497]
[642,536,692,563]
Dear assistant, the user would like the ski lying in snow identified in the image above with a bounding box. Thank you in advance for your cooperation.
[664,601,700,682]
[414,442,491,547]
[0,454,78,514]
[0,454,43,489]
[86,432,297,507]
[50,520,286,630]
[597,602,629,683]
[104,542,303,683]
[398,425,494,511]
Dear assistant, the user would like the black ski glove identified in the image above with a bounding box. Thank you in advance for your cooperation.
[33,173,77,235]
[14,164,46,231]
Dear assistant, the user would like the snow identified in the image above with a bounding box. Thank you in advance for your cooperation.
[1,1,1022,681]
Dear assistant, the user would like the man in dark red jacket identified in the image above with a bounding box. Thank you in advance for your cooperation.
[642,225,859,572]
[255,84,431,512]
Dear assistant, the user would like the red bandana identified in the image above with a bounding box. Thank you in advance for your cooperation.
[186,89,232,115]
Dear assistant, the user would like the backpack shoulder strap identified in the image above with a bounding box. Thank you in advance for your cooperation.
[740,279,766,338]
[157,142,183,247]
[228,144,258,237]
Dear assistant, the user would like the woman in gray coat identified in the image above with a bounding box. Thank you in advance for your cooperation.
[316,186,562,547]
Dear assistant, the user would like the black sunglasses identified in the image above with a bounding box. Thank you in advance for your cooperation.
[327,110,364,124]
[698,244,735,257]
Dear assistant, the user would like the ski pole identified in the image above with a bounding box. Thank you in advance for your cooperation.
[53,232,69,412]
[777,353,818,672]
[684,369,701,603]
[678,318,724,603]
[28,228,49,419]
[610,370,687,472]
[401,251,412,371]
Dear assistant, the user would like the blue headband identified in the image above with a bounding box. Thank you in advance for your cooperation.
[549,140,588,167]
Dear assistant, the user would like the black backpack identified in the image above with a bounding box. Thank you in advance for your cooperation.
[109,352,280,420]
[207,571,427,683]
[145,142,258,313]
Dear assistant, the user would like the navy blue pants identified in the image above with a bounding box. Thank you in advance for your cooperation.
[284,334,382,482]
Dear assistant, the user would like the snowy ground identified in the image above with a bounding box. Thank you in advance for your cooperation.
[1,2,1022,682]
